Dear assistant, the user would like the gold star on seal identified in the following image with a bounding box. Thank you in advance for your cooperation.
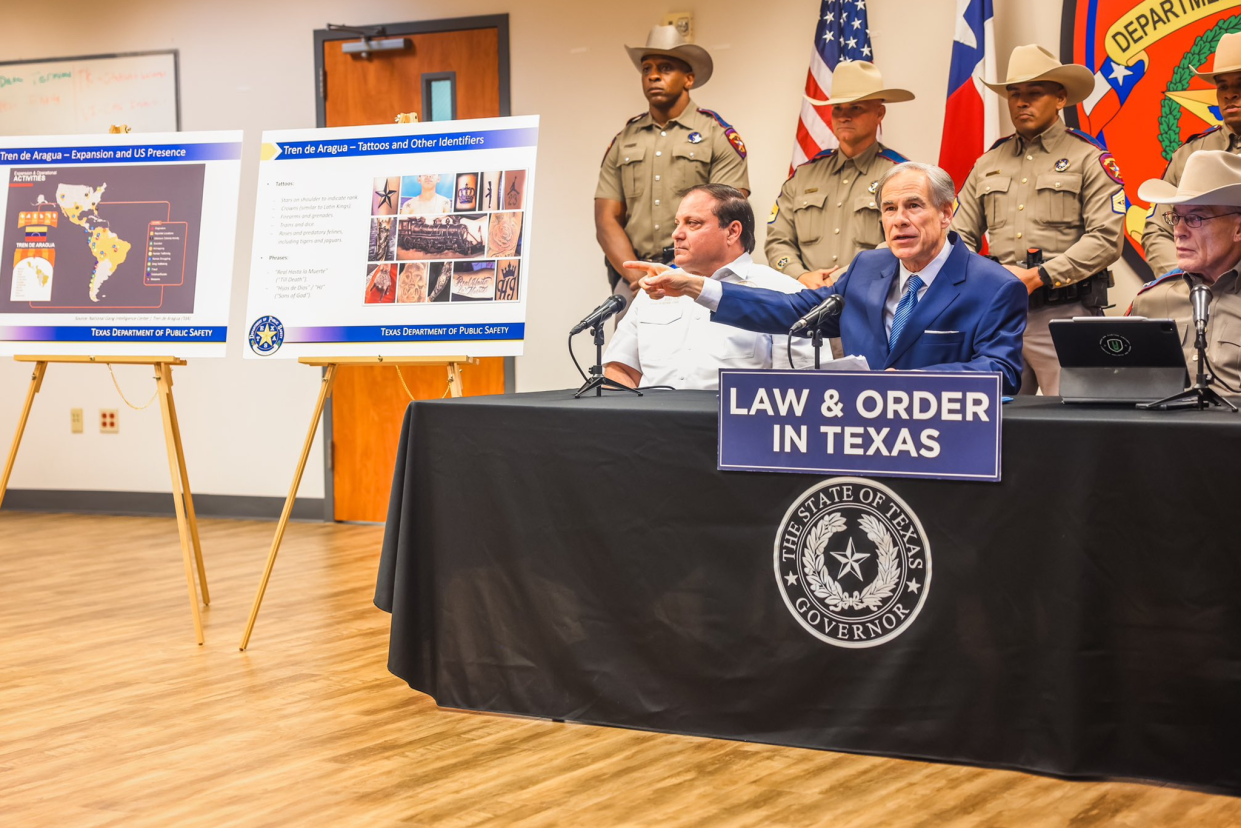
[1166,88,1222,129]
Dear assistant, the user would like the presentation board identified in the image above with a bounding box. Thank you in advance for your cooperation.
[0,130,243,357]
[244,115,538,359]
[0,52,179,136]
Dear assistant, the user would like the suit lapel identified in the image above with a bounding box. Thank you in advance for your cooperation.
[885,241,966,366]
[866,258,898,357]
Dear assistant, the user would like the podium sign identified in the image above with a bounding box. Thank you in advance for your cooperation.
[718,370,1002,482]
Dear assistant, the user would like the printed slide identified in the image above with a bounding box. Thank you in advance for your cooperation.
[244,116,538,359]
[0,131,242,357]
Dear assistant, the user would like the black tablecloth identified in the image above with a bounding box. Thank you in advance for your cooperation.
[375,390,1241,791]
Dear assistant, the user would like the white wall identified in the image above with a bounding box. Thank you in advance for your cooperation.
[0,0,1136,499]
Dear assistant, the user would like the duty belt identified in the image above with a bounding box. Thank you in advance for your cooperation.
[1030,271,1113,310]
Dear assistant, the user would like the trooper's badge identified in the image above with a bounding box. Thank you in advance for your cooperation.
[1054,158,1071,172]
[687,132,704,144]
[867,180,879,194]
[774,477,931,648]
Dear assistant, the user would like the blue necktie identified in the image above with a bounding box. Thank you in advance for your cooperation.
[888,273,924,351]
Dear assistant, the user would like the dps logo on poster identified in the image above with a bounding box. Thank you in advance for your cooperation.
[1064,0,1241,273]
[774,477,931,648]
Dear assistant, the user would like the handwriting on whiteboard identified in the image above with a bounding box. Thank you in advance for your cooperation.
[0,53,177,136]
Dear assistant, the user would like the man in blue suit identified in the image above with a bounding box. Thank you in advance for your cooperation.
[635,161,1028,394]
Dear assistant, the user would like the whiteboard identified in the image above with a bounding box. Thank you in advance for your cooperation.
[0,51,179,136]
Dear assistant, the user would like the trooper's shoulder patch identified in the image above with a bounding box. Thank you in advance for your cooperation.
[768,202,780,224]
[698,108,748,158]
[726,129,747,158]
[1099,152,1124,185]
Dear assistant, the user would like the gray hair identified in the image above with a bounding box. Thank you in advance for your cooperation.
[876,162,956,211]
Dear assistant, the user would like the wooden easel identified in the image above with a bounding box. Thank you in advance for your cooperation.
[238,354,473,650]
[0,355,210,643]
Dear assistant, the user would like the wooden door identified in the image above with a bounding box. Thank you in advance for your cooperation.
[317,17,509,521]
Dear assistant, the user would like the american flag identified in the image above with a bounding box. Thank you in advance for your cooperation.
[789,0,875,171]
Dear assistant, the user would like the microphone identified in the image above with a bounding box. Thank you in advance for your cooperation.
[570,295,627,335]
[789,294,844,334]
[1191,283,1210,336]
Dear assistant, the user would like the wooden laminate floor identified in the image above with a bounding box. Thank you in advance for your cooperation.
[0,510,1237,827]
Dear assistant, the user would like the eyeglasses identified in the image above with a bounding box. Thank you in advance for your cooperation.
[1162,210,1241,228]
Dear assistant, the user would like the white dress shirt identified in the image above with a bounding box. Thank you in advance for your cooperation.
[604,253,815,390]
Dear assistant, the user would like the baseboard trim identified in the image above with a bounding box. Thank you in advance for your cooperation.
[1,489,327,522]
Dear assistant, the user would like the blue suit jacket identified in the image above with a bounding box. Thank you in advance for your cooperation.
[712,233,1027,394]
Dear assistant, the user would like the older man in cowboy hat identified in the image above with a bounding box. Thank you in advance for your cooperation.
[1142,32,1241,279]
[1129,150,1241,391]
[765,61,914,291]
[952,44,1125,396]
[595,25,749,316]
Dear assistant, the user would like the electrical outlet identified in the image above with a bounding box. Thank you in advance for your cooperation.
[661,12,694,41]
[70,408,84,434]
[100,409,119,434]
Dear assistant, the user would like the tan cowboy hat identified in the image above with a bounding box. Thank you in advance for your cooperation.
[983,44,1096,106]
[1138,150,1241,207]
[626,25,713,88]
[804,61,915,106]
[1196,32,1241,79]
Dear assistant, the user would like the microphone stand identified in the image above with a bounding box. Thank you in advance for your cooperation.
[574,320,643,398]
[810,321,825,370]
[1140,325,1237,412]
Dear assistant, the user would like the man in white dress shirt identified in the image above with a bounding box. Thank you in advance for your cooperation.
[602,184,812,390]
[633,165,1028,394]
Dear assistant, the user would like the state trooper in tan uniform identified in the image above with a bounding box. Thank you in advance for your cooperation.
[1130,150,1241,392]
[1142,32,1241,279]
[595,25,750,315]
[765,62,913,290]
[952,45,1125,395]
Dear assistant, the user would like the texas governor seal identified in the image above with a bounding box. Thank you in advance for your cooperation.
[774,477,931,648]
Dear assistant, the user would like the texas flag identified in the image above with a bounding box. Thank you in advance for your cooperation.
[938,0,999,191]
[1079,56,1147,141]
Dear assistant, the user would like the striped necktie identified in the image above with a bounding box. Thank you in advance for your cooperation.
[888,273,924,351]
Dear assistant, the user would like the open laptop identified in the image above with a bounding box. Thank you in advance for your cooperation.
[1049,317,1189,404]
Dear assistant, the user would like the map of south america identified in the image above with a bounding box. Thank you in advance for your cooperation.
[56,183,132,301]
[1,163,205,314]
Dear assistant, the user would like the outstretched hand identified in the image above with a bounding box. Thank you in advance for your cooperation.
[626,261,706,300]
